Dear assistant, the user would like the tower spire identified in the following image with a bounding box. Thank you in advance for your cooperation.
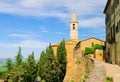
[70,10,78,23]
[70,10,79,40]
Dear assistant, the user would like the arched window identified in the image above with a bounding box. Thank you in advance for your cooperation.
[73,24,75,30]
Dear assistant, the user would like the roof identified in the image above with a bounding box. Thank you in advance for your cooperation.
[80,37,105,42]
[51,39,79,47]
[103,0,111,13]
[70,11,78,23]
[74,37,105,49]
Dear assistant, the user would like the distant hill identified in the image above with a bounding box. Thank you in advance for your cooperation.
[0,58,15,63]
[0,58,38,71]
[0,58,15,71]
[0,58,7,71]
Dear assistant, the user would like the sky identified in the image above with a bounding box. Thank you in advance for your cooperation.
[0,0,107,59]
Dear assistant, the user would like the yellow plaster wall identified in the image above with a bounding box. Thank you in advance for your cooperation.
[52,39,79,82]
[74,38,105,61]
[95,50,104,61]
[52,39,79,60]
[80,38,104,51]
[52,38,105,81]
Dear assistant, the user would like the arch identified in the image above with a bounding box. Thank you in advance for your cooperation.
[73,24,75,30]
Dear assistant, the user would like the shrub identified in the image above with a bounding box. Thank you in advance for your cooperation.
[84,47,93,56]
[84,73,88,79]
[86,62,90,74]
[71,79,74,82]
[106,76,113,82]
[80,73,88,82]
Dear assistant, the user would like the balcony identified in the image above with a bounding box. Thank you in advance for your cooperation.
[106,34,115,43]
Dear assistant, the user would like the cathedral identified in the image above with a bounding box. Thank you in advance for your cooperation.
[52,11,105,81]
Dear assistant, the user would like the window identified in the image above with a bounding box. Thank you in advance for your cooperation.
[111,4,114,15]
[92,42,94,47]
[73,24,75,30]
[114,0,119,8]
[111,25,115,39]
[116,23,119,33]
[110,27,112,37]
[106,14,110,24]
[119,21,120,30]
[113,26,115,39]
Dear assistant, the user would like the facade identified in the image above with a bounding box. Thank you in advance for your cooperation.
[74,37,105,61]
[52,11,105,81]
[52,11,79,60]
[104,0,120,64]
[52,11,79,81]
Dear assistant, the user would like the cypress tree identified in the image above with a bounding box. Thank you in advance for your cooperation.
[25,52,37,82]
[6,58,13,73]
[57,39,67,82]
[38,44,56,82]
[15,47,23,66]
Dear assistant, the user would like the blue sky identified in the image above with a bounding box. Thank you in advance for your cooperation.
[0,0,107,59]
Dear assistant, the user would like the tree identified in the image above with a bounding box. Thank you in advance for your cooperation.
[6,58,13,73]
[57,39,67,82]
[15,47,23,66]
[9,47,24,82]
[37,51,46,78]
[38,44,57,82]
[9,65,24,82]
[5,58,13,79]
[24,52,37,82]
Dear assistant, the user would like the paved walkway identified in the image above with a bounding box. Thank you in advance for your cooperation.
[102,62,120,82]
[0,80,4,82]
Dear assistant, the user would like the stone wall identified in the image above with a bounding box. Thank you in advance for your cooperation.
[64,57,94,82]
[86,59,106,82]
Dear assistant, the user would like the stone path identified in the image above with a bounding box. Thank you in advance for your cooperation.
[102,62,120,82]
[0,80,4,82]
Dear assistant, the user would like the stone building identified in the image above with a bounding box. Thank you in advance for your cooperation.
[74,37,105,61]
[52,11,105,81]
[104,0,120,64]
[52,11,79,81]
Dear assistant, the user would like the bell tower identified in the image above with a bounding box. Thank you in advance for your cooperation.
[70,11,79,40]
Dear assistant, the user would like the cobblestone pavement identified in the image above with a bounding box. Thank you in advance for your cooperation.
[102,62,120,82]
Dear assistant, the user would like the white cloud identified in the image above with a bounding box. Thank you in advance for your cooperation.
[54,32,68,35]
[79,17,105,27]
[8,33,40,39]
[0,40,49,49]
[0,0,107,27]
[9,34,29,38]
[42,30,49,33]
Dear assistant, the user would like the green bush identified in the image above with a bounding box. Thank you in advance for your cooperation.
[42,80,46,82]
[106,76,113,82]
[86,62,90,74]
[93,44,105,51]
[71,79,74,82]
[80,73,88,82]
[84,47,93,56]
[84,73,88,79]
